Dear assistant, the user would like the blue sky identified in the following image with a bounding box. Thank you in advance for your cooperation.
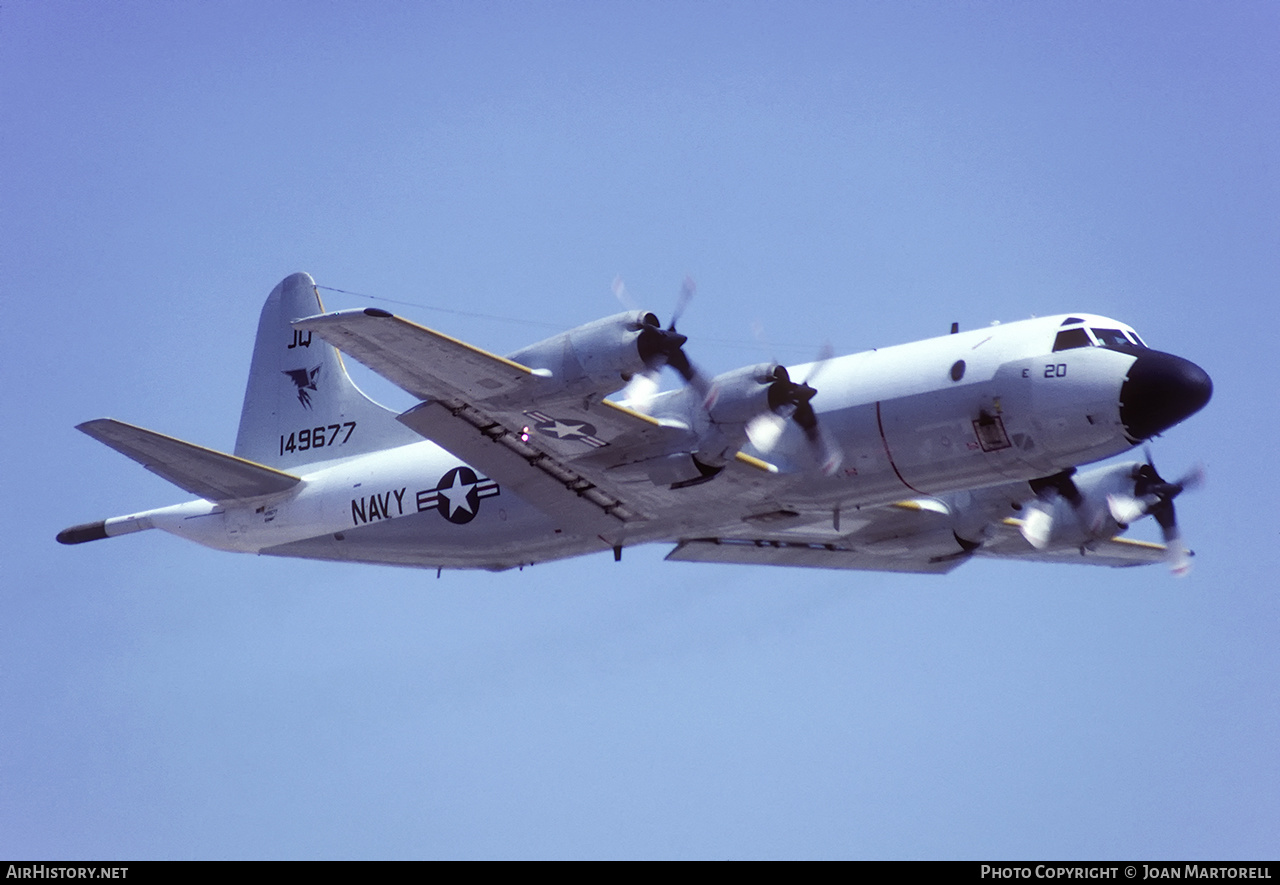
[3,0,1277,859]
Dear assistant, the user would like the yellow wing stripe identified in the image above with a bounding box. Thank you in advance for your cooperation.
[602,399,664,427]
[999,518,1166,551]
[734,452,779,474]
[382,314,539,376]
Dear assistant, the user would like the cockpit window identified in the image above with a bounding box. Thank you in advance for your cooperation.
[1052,328,1092,351]
[1091,328,1131,348]
[1054,323,1148,353]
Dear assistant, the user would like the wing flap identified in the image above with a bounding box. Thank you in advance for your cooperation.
[666,538,967,574]
[78,418,301,501]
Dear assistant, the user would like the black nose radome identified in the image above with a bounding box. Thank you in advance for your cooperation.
[1119,350,1212,442]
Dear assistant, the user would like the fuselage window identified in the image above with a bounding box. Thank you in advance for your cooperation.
[1052,328,1092,351]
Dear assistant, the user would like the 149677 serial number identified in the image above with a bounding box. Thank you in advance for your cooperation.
[280,421,356,455]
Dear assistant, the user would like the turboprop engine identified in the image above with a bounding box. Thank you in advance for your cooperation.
[695,362,840,473]
[1012,455,1203,575]
[508,310,695,402]
[703,363,779,427]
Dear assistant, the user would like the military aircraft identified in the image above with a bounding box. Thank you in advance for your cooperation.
[58,272,1212,575]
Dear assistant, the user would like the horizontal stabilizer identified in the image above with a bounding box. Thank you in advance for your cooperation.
[77,418,301,502]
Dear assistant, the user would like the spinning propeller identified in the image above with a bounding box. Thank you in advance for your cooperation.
[1107,448,1204,577]
[614,279,842,474]
[1019,470,1084,552]
[615,277,707,407]
[744,345,843,475]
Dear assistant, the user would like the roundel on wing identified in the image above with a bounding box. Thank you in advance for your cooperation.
[533,417,598,441]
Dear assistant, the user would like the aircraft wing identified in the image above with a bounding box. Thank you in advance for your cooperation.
[972,519,1169,568]
[666,504,1169,573]
[665,499,969,574]
[298,308,775,534]
[296,309,683,457]
[294,308,544,403]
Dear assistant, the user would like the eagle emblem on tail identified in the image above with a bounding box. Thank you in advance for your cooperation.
[283,365,321,409]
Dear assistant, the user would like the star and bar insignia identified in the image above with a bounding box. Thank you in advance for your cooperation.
[416,466,501,525]
[523,411,608,448]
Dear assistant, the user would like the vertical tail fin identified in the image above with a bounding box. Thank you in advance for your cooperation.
[234,273,421,468]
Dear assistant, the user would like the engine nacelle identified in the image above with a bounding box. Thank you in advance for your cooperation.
[980,461,1144,550]
[703,363,778,425]
[1076,461,1145,528]
[679,363,779,465]
[508,311,657,400]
